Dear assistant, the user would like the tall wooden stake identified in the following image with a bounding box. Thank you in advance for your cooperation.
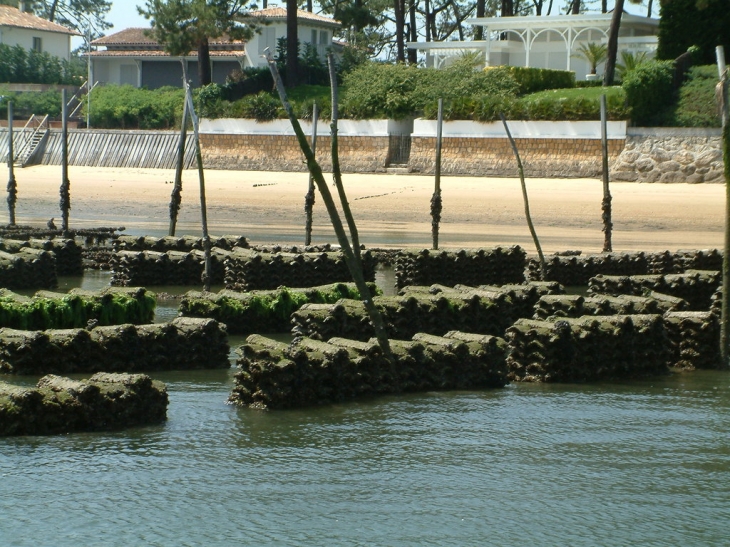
[304,102,318,246]
[716,46,730,367]
[169,93,189,236]
[60,89,70,234]
[328,54,363,263]
[265,49,391,357]
[601,94,613,252]
[500,113,546,279]
[6,101,17,226]
[185,85,212,291]
[431,98,443,250]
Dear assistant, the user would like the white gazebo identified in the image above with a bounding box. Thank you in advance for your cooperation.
[408,13,659,80]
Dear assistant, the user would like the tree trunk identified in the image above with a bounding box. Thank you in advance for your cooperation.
[48,0,59,21]
[600,94,613,252]
[603,0,624,86]
[408,0,418,64]
[475,0,485,40]
[197,39,212,86]
[395,0,406,62]
[286,0,299,87]
[501,0,513,17]
[6,101,16,226]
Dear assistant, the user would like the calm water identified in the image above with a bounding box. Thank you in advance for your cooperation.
[2,274,730,546]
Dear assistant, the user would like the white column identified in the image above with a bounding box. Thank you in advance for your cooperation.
[525,28,531,67]
[567,26,572,71]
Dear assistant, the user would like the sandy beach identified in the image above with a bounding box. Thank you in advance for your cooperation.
[7,165,725,254]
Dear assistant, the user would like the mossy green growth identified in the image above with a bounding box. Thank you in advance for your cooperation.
[181,282,380,334]
[0,289,156,330]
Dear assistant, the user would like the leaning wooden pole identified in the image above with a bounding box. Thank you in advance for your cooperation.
[185,87,212,292]
[168,94,189,236]
[6,101,17,226]
[60,89,71,234]
[500,113,546,279]
[716,46,730,367]
[600,94,613,252]
[265,49,391,356]
[304,102,318,246]
[327,54,362,263]
[431,98,444,250]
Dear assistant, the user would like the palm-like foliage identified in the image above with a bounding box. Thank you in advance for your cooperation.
[573,42,608,75]
[616,51,648,80]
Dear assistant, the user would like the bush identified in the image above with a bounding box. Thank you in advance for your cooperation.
[622,60,675,126]
[0,44,84,85]
[666,65,721,127]
[88,85,185,129]
[508,66,576,94]
[341,60,520,119]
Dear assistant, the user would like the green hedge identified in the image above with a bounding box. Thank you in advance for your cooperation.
[666,65,721,128]
[88,85,185,129]
[622,60,675,126]
[0,44,84,85]
[507,66,576,94]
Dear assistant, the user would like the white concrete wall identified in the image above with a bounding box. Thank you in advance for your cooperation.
[92,58,139,86]
[200,118,390,136]
[412,119,627,139]
[0,27,71,60]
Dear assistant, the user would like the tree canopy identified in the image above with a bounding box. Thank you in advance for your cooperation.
[0,0,112,37]
[656,0,729,64]
[138,0,255,87]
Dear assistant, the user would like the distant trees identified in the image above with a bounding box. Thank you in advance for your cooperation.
[138,0,255,86]
[656,0,729,65]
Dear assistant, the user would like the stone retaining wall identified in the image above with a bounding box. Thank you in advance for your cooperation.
[611,128,724,183]
[201,134,390,172]
[409,136,625,177]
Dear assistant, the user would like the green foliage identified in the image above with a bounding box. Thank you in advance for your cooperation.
[622,60,675,126]
[0,44,83,85]
[665,65,721,128]
[657,0,729,65]
[423,86,629,121]
[615,51,648,81]
[196,83,224,117]
[507,66,576,95]
[340,61,521,119]
[0,87,64,118]
[573,42,608,75]
[88,85,185,129]
[0,289,156,331]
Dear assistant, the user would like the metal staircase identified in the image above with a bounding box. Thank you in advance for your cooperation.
[14,114,49,167]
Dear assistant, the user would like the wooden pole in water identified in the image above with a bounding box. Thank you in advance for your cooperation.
[304,102,318,246]
[431,98,443,250]
[185,86,212,291]
[328,53,363,263]
[716,45,730,367]
[500,113,546,279]
[600,93,613,252]
[266,49,391,357]
[60,89,70,234]
[6,101,17,226]
[169,92,189,236]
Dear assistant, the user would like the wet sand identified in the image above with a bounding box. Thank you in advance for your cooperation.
[8,165,725,254]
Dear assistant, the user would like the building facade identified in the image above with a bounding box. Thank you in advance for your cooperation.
[0,5,78,61]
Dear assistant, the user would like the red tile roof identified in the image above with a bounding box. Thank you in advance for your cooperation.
[88,49,246,59]
[242,7,340,28]
[0,5,80,35]
[92,28,245,47]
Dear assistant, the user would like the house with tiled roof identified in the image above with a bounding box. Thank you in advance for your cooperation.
[0,4,79,61]
[89,7,341,89]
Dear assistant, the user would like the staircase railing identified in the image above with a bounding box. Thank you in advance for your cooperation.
[14,114,49,165]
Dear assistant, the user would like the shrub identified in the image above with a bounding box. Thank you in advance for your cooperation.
[508,66,576,94]
[88,85,185,129]
[666,65,721,127]
[622,60,675,126]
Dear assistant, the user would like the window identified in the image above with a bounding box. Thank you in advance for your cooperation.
[320,31,328,45]
[32,37,41,52]
[311,29,317,45]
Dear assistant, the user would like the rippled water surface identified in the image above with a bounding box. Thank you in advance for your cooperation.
[3,272,730,545]
[2,368,729,547]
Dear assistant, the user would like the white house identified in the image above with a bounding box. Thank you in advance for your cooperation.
[88,7,341,89]
[0,4,79,61]
[408,13,659,80]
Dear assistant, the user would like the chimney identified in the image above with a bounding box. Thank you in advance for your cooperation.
[19,1,27,12]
